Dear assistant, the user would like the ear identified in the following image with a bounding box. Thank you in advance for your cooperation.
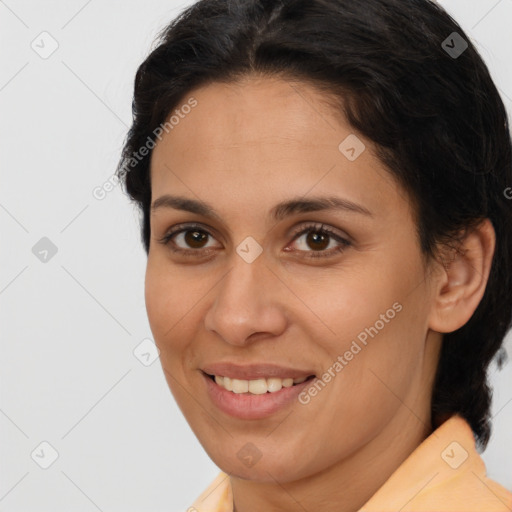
[428,218,496,333]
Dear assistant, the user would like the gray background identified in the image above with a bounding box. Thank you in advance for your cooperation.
[1,1,511,511]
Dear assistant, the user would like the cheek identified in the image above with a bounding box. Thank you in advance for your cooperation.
[144,259,192,352]
[318,286,428,419]
[295,253,429,406]
[144,264,171,338]
[144,263,199,406]
[144,258,214,383]
[284,266,408,352]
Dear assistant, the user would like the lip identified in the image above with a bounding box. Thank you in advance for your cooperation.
[201,371,316,420]
[201,362,316,380]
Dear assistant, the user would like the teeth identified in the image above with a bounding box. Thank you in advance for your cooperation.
[232,379,249,394]
[282,378,294,387]
[248,379,267,395]
[267,378,283,393]
[223,376,233,391]
[212,375,310,394]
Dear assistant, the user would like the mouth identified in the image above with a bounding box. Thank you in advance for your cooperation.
[201,370,317,419]
[203,371,316,395]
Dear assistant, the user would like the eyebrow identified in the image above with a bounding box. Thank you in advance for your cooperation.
[150,194,373,221]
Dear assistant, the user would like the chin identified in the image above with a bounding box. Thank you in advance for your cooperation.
[210,449,311,483]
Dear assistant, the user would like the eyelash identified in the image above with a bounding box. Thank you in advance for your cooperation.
[157,222,351,260]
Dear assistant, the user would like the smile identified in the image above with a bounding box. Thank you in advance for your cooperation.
[207,374,313,394]
[202,371,317,420]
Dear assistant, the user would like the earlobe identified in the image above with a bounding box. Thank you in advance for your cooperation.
[428,219,496,334]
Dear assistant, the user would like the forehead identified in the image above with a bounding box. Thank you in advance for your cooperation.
[156,76,345,151]
[149,76,409,221]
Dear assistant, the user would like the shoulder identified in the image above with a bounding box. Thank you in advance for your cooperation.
[360,414,512,511]
[188,471,232,512]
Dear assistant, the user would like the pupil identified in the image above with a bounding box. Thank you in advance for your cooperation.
[307,232,328,251]
[185,230,207,248]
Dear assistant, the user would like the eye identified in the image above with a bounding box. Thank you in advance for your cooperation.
[286,223,351,259]
[157,222,351,260]
[157,223,219,257]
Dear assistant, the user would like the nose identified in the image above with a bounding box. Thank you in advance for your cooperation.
[204,252,288,346]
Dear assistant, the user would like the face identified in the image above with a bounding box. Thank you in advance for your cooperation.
[146,75,440,483]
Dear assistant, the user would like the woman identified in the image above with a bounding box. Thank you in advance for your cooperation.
[117,0,512,510]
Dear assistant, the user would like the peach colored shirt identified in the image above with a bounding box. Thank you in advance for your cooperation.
[189,414,512,511]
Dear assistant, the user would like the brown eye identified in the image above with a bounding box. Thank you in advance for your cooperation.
[288,223,351,259]
[304,231,330,251]
[158,224,219,256]
[183,229,209,249]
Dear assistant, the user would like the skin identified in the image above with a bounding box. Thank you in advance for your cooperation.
[145,74,495,512]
